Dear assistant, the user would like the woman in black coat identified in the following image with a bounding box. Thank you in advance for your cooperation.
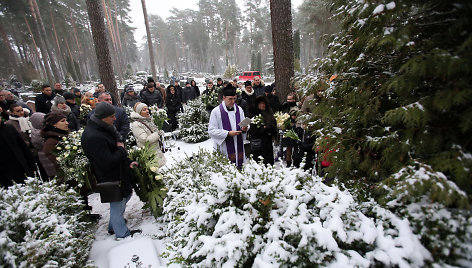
[248,96,277,165]
[190,80,200,97]
[0,119,35,187]
[165,85,183,130]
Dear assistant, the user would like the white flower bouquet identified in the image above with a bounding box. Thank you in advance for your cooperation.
[55,129,92,189]
[274,111,290,130]
[79,104,92,122]
[149,104,168,130]
[251,114,264,127]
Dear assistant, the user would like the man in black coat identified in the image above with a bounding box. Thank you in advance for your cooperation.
[140,82,164,108]
[81,102,140,238]
[35,85,56,114]
[0,118,35,187]
[89,92,130,142]
[53,82,65,96]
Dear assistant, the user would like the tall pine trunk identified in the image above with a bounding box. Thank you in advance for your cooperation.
[269,0,294,102]
[85,0,118,103]
[23,13,46,81]
[141,0,157,81]
[26,3,54,85]
[32,0,61,82]
[0,23,22,82]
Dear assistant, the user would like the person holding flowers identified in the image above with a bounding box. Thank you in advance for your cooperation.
[130,102,167,168]
[39,112,69,179]
[81,102,140,239]
[248,96,277,165]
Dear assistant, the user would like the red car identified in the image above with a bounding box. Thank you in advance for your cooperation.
[239,71,261,81]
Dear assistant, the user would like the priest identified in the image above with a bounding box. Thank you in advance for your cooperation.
[208,84,249,168]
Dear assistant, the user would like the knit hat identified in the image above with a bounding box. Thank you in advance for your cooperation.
[94,102,115,119]
[63,92,75,100]
[73,88,80,94]
[44,112,66,127]
[244,80,252,87]
[126,86,135,93]
[134,102,147,114]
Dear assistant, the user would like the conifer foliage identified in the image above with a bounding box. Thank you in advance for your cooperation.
[0,178,94,267]
[301,0,472,200]
[177,98,210,143]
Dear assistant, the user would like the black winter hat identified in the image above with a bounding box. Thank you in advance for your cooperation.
[264,85,273,93]
[73,88,81,94]
[63,92,75,100]
[147,77,155,83]
[222,84,236,96]
[94,102,115,119]
[244,80,252,87]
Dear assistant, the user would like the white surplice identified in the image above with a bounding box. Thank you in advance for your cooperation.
[208,103,247,165]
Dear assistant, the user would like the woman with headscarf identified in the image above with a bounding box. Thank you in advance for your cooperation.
[248,96,277,165]
[5,104,32,147]
[39,112,69,179]
[51,95,80,131]
[130,102,167,168]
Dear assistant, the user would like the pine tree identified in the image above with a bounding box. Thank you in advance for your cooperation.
[300,0,472,203]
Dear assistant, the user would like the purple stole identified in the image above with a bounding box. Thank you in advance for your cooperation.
[219,103,244,168]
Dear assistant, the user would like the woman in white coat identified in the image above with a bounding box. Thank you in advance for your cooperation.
[130,102,166,168]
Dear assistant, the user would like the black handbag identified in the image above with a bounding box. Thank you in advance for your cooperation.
[250,138,263,152]
[95,181,122,203]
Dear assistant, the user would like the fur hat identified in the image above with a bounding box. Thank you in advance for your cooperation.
[256,96,269,106]
[53,95,66,105]
[94,102,115,119]
[44,112,66,127]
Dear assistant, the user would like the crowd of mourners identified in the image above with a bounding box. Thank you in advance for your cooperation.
[0,75,327,238]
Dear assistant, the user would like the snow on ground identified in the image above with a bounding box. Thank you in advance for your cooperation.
[88,138,212,268]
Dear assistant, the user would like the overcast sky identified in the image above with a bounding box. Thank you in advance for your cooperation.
[128,0,303,46]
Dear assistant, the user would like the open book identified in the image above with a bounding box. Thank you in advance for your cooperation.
[238,117,252,128]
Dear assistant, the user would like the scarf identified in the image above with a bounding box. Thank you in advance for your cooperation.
[9,115,33,132]
[133,115,158,133]
[243,88,254,96]
[90,114,122,142]
[219,103,244,168]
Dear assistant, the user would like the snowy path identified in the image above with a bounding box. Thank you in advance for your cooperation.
[88,139,213,268]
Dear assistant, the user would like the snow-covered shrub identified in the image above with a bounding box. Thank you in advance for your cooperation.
[376,162,472,266]
[0,178,95,267]
[162,150,433,267]
[177,98,209,143]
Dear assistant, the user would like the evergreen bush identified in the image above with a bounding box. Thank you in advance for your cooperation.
[177,98,209,143]
[160,150,466,267]
[299,0,472,199]
[0,178,95,267]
